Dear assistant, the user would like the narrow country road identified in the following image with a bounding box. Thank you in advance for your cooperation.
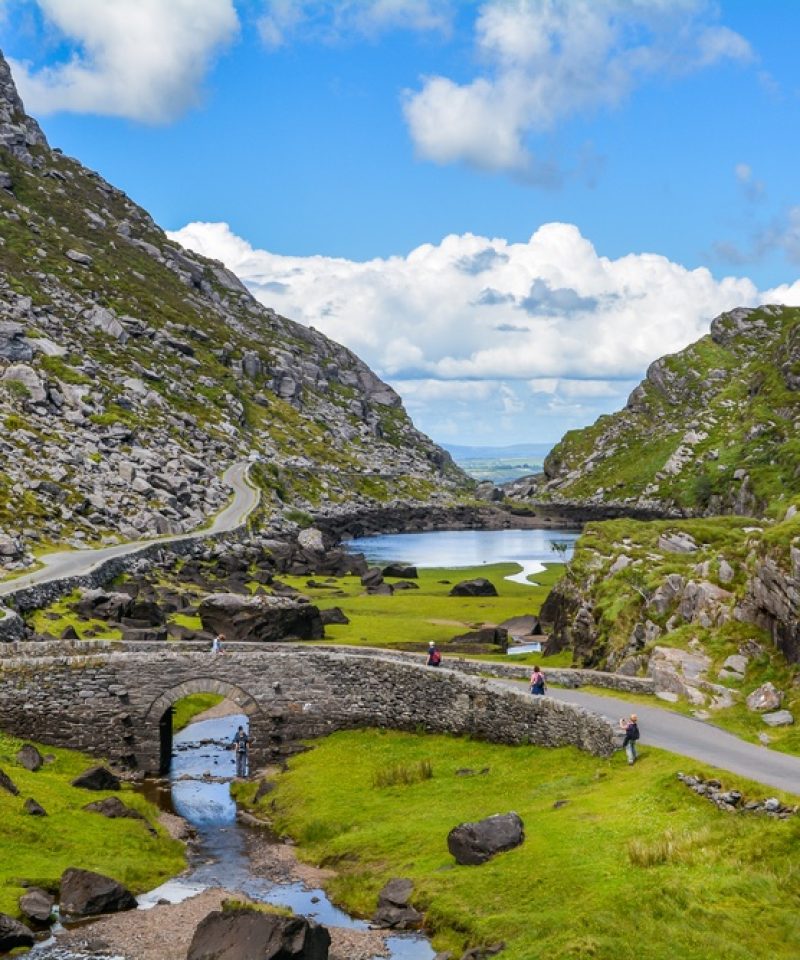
[0,461,259,599]
[494,679,800,794]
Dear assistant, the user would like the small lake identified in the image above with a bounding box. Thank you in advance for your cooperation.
[348,527,580,585]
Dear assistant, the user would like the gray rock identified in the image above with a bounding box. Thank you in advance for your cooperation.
[186,908,331,960]
[383,563,418,579]
[0,912,34,951]
[24,797,47,816]
[71,766,121,791]
[19,887,55,924]
[17,743,43,771]
[447,812,525,865]
[746,682,783,713]
[1,362,46,403]
[449,578,498,598]
[721,654,748,676]
[59,867,137,917]
[762,710,794,727]
[84,796,155,833]
[658,532,698,554]
[198,593,324,643]
[66,248,93,266]
[372,877,423,929]
[0,768,19,795]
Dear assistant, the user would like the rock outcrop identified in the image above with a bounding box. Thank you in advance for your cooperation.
[59,868,137,917]
[186,908,331,960]
[198,593,324,642]
[447,812,525,865]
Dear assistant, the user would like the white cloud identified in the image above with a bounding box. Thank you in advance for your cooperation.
[8,0,239,122]
[258,0,453,48]
[404,0,753,175]
[169,218,768,392]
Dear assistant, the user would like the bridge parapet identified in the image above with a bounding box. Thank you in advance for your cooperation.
[0,647,617,773]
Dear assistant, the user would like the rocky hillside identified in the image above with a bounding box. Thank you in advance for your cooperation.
[540,513,800,749]
[506,305,800,520]
[0,52,468,572]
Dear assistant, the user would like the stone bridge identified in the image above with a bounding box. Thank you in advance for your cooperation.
[0,645,618,773]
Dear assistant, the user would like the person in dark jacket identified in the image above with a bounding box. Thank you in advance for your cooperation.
[620,714,640,765]
[232,725,251,777]
[426,642,442,666]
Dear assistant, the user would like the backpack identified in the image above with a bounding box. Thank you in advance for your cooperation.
[430,650,441,665]
[628,723,640,741]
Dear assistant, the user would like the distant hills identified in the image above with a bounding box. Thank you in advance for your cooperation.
[443,442,553,460]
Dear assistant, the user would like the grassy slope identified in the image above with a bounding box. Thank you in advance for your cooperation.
[236,729,800,960]
[0,732,184,917]
[172,693,225,732]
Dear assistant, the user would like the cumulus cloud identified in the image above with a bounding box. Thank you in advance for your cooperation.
[403,0,753,175]
[8,0,238,122]
[258,0,453,48]
[169,219,777,442]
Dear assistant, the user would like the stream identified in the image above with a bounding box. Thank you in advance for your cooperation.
[32,713,435,960]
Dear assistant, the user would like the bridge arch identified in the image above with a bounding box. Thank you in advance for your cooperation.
[144,676,266,775]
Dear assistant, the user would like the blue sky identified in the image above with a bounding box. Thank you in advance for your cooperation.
[3,1,800,447]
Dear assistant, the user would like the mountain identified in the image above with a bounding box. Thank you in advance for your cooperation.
[0,52,468,571]
[506,305,800,520]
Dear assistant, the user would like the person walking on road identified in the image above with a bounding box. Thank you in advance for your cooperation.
[529,665,546,695]
[232,725,251,778]
[211,633,225,655]
[620,714,640,765]
[426,642,442,666]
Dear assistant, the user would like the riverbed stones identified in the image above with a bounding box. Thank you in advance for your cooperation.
[59,867,137,917]
[71,766,121,791]
[198,593,324,643]
[186,907,331,960]
[447,812,525,865]
[449,578,498,597]
[372,878,423,929]
[746,682,783,713]
[0,912,34,951]
[19,887,55,925]
[17,743,43,771]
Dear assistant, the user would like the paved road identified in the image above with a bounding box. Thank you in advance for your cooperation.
[0,461,259,599]
[495,679,800,794]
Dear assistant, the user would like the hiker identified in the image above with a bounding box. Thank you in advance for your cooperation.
[426,642,442,666]
[529,665,546,695]
[620,714,640,765]
[232,725,251,778]
[210,633,225,655]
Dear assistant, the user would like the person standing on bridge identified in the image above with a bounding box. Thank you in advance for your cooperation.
[620,714,640,765]
[427,641,442,666]
[232,725,251,777]
[211,633,225,655]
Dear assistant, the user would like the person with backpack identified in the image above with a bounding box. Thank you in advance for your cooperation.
[620,714,640,764]
[232,725,251,778]
[529,665,546,695]
[427,642,442,666]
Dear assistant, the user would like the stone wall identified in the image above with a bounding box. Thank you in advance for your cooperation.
[0,647,618,772]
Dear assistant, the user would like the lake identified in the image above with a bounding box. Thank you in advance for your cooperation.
[347,527,580,584]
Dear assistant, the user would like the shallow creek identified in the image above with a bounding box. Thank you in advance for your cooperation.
[32,713,435,960]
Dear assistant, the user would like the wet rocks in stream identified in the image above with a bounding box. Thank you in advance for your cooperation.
[372,878,423,930]
[59,867,138,918]
[0,912,35,951]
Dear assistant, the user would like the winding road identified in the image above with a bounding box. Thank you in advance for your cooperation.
[494,679,800,794]
[0,461,259,599]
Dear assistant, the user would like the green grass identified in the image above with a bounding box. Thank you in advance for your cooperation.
[271,562,565,653]
[172,693,225,732]
[235,729,800,960]
[0,732,184,917]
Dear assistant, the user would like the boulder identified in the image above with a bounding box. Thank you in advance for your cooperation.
[0,768,19,795]
[447,627,509,654]
[186,908,331,960]
[319,606,350,626]
[1,362,46,404]
[447,812,525,865]
[0,913,34,951]
[19,887,55,925]
[75,589,133,621]
[17,743,43,772]
[198,593,323,642]
[658,531,698,554]
[84,796,155,834]
[24,797,47,816]
[382,563,418,579]
[361,567,384,588]
[297,527,326,553]
[449,578,498,598]
[762,710,794,727]
[746,682,783,713]
[367,583,394,596]
[59,868,137,917]
[372,878,423,929]
[71,766,121,791]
